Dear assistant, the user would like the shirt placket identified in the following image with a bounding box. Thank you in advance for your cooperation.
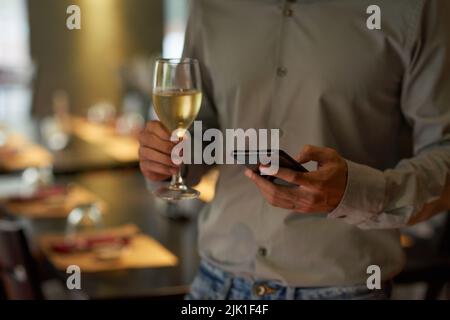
[255,0,295,275]
[266,0,294,134]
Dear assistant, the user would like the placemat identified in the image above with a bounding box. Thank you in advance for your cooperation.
[71,117,139,162]
[0,134,53,171]
[39,224,178,272]
[4,184,106,219]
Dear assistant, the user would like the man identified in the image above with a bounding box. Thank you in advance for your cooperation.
[139,0,450,299]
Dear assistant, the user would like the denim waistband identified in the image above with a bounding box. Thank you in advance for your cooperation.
[196,259,392,300]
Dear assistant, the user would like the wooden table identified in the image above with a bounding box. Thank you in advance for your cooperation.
[52,117,140,174]
[51,135,139,174]
[0,117,139,175]
[0,116,205,299]
[22,169,201,299]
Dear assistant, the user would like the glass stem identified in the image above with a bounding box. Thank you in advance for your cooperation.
[170,134,185,187]
[171,168,184,186]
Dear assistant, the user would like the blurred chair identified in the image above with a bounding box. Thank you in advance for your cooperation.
[0,211,86,300]
[394,213,450,299]
[0,217,43,299]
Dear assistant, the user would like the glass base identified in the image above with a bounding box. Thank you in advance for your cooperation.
[154,183,200,201]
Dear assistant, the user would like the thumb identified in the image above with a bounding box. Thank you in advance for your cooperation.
[295,145,334,164]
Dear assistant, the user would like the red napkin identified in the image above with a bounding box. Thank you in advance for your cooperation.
[51,234,131,254]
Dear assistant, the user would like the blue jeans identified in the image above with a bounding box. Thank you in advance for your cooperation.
[186,260,391,300]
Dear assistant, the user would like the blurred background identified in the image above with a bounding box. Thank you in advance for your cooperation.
[0,0,448,300]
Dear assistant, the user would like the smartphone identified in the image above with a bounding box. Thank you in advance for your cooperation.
[231,149,308,187]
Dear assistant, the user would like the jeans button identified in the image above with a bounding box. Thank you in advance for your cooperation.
[253,284,267,296]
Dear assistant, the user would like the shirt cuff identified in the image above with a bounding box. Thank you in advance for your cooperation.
[327,160,386,225]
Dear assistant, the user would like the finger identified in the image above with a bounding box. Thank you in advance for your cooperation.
[249,174,319,210]
[245,169,297,202]
[139,146,178,168]
[139,131,176,155]
[145,120,172,141]
[298,186,325,205]
[140,160,177,176]
[246,170,296,209]
[259,188,297,209]
[260,166,319,189]
[296,145,336,164]
[246,169,325,211]
[257,168,325,206]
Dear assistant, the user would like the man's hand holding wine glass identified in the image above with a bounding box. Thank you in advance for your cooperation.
[138,120,178,182]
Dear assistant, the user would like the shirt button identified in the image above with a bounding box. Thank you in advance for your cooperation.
[277,67,287,77]
[258,247,267,257]
[283,8,293,17]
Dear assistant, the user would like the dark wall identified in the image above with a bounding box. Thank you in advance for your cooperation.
[28,0,163,116]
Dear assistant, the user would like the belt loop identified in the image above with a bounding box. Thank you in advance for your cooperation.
[220,277,233,300]
[286,286,296,300]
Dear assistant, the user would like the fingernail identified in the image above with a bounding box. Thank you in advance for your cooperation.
[244,169,252,179]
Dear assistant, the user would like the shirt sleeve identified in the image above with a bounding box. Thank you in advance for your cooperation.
[328,0,450,229]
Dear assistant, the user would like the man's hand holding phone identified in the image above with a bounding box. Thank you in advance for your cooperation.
[245,145,348,213]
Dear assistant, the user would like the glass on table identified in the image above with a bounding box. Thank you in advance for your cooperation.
[65,202,103,242]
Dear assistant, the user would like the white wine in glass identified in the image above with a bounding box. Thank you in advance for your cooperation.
[153,89,202,138]
[152,58,202,200]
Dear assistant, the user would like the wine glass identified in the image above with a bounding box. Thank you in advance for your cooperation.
[152,58,202,200]
[65,202,103,242]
